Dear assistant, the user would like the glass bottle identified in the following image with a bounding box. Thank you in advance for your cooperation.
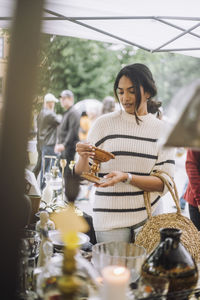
[17,238,38,299]
[42,173,53,205]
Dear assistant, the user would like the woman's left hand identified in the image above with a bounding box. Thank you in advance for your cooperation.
[96,171,127,187]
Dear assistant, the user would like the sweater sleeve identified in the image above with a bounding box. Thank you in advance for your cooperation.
[185,150,200,205]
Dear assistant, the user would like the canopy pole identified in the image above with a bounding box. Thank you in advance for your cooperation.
[154,17,200,39]
[44,8,151,52]
[152,21,200,52]
[0,0,43,298]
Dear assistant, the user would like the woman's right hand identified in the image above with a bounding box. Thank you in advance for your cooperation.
[76,142,95,159]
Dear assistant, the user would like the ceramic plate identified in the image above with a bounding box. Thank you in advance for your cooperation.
[48,230,90,247]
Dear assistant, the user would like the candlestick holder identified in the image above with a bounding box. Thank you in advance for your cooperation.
[81,146,115,184]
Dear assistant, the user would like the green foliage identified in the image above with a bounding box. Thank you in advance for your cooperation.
[37,34,200,113]
[37,35,121,105]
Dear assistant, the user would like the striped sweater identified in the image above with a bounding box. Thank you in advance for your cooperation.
[87,110,175,231]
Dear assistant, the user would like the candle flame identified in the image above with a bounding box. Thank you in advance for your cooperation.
[113,267,126,276]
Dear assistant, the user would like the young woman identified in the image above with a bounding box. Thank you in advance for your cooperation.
[75,63,175,243]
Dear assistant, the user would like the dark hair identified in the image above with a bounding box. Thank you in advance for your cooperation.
[147,99,162,119]
[81,111,88,117]
[114,63,157,123]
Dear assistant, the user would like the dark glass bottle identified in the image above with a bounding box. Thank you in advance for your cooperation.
[141,228,198,295]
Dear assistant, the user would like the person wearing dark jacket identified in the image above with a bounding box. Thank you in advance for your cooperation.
[54,90,80,176]
[37,93,61,189]
[184,149,200,230]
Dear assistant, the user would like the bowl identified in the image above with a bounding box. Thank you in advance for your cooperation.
[92,241,146,282]
[93,146,115,163]
[48,230,90,248]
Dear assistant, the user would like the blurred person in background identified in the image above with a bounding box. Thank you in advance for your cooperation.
[101,96,116,114]
[36,93,61,190]
[54,90,80,176]
[79,111,91,142]
[78,111,93,200]
[184,149,200,230]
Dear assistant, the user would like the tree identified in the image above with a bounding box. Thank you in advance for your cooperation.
[37,35,121,104]
[37,34,200,113]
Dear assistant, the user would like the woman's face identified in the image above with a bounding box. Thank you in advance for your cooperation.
[117,75,149,115]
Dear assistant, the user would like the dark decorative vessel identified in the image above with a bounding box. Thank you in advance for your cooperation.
[141,228,198,297]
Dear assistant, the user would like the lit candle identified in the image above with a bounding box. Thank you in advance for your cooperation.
[102,265,130,300]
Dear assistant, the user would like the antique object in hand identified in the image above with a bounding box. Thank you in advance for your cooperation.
[81,146,115,184]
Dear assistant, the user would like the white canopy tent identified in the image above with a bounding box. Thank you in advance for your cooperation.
[1,0,200,58]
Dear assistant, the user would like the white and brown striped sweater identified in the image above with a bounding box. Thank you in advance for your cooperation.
[87,110,175,231]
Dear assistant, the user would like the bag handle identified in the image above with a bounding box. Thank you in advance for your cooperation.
[144,170,181,219]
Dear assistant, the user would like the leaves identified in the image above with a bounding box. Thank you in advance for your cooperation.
[36,35,200,113]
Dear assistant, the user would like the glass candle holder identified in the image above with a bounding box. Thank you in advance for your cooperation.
[92,241,146,282]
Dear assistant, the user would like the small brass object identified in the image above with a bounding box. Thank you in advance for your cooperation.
[81,146,115,184]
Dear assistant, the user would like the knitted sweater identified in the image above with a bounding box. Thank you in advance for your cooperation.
[87,110,175,231]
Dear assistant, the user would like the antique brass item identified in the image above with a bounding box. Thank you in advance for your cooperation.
[81,146,115,184]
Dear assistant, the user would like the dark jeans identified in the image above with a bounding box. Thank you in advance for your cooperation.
[41,145,58,190]
[189,204,200,231]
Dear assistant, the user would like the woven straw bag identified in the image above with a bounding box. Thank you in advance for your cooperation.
[135,170,200,263]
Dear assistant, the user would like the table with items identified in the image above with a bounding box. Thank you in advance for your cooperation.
[19,156,200,299]
[17,204,200,300]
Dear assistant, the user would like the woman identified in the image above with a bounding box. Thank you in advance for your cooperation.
[75,63,175,243]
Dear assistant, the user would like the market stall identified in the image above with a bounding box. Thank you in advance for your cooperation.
[1,0,200,299]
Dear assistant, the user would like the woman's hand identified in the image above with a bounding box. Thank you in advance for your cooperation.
[76,142,95,159]
[75,142,95,175]
[96,171,128,187]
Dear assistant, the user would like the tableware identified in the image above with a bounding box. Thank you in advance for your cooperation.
[92,241,146,282]
[48,230,90,248]
[81,146,115,184]
[21,229,40,257]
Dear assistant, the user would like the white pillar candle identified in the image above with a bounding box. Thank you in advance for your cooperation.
[102,265,130,300]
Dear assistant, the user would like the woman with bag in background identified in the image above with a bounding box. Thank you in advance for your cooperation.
[75,63,175,243]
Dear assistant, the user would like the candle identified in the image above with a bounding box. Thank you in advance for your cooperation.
[102,265,130,300]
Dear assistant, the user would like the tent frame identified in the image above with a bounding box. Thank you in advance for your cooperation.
[2,11,200,53]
